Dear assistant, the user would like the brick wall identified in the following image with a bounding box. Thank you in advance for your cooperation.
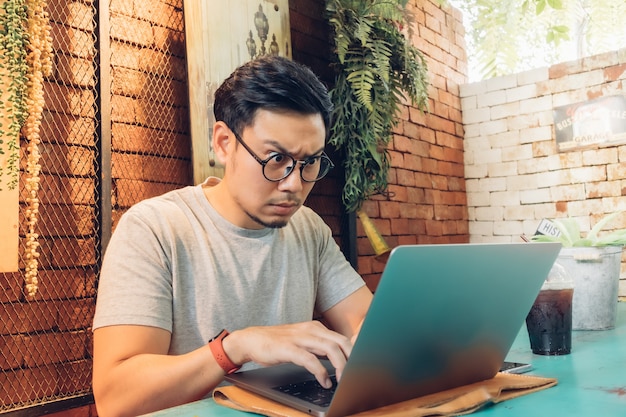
[1,0,188,414]
[356,1,469,290]
[1,0,99,413]
[109,0,191,228]
[461,48,626,295]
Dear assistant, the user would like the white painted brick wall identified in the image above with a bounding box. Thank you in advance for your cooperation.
[460,47,626,295]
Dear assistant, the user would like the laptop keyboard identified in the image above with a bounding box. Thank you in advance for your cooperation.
[272,376,338,407]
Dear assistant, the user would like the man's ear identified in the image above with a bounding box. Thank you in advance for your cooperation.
[211,121,233,166]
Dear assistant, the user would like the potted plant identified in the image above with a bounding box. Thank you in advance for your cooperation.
[325,0,429,214]
[531,212,626,330]
[325,0,429,260]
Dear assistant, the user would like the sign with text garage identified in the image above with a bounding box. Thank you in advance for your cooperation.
[553,95,626,152]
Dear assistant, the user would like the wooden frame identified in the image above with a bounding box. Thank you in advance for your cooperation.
[183,0,292,184]
[0,188,18,272]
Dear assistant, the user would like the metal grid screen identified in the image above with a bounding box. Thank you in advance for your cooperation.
[0,0,191,412]
[0,0,101,412]
[108,0,191,227]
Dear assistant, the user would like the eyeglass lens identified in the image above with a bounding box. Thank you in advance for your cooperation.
[264,153,332,182]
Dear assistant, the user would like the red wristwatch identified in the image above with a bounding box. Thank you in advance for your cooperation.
[208,329,241,375]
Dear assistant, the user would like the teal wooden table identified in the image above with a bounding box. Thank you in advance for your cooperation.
[144,303,626,416]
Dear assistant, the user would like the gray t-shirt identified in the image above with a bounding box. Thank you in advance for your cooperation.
[93,181,365,365]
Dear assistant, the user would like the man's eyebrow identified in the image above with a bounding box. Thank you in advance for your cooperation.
[265,139,325,157]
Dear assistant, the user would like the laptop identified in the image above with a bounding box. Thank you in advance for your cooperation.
[226,242,561,417]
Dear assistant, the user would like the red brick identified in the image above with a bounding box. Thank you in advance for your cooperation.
[113,179,181,208]
[396,169,416,186]
[386,184,408,202]
[111,153,190,184]
[111,94,139,124]
[37,143,95,177]
[110,14,154,47]
[379,201,401,219]
[23,331,88,367]
[356,236,375,256]
[37,237,97,269]
[0,301,59,334]
[135,0,182,31]
[0,272,22,303]
[136,99,188,132]
[0,335,24,369]
[363,273,382,293]
[57,299,96,331]
[44,81,95,118]
[41,112,96,147]
[356,255,373,275]
[48,2,95,31]
[21,175,95,206]
[390,218,410,235]
[154,26,186,57]
[388,149,404,167]
[429,144,445,160]
[55,358,93,395]
[56,55,96,88]
[140,49,187,80]
[50,23,94,58]
[404,153,422,171]
[20,203,95,238]
[360,201,380,218]
[397,235,418,245]
[425,220,444,236]
[0,365,58,405]
[23,269,94,301]
[421,157,438,174]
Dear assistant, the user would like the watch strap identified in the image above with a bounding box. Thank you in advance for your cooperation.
[209,329,241,375]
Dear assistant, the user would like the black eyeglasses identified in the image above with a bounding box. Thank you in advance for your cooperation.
[231,129,334,182]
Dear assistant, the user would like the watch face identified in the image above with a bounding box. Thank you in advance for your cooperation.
[210,329,227,342]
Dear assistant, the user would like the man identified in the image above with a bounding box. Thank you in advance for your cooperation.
[92,56,373,417]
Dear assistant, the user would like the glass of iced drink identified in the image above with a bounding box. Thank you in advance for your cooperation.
[525,262,574,355]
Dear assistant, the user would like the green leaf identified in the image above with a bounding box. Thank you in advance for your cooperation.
[552,218,580,246]
[587,211,623,243]
[536,0,546,15]
[547,0,563,9]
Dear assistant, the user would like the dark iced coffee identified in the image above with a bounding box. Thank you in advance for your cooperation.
[525,288,574,355]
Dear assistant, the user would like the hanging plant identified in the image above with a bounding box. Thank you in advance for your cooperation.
[23,0,53,298]
[0,0,53,297]
[326,0,429,213]
[0,0,29,191]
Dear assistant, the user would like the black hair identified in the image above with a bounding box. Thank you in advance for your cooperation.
[213,56,332,139]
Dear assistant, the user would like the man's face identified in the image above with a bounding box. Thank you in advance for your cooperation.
[224,109,326,229]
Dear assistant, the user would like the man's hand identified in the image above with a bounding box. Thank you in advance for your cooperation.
[224,321,351,388]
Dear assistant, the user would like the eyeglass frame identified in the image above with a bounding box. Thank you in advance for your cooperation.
[229,127,335,183]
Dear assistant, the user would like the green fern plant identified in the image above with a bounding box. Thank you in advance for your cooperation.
[326,0,429,213]
[531,212,626,247]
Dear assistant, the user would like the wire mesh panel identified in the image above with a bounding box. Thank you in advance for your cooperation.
[0,0,191,413]
[109,0,191,229]
[0,0,99,412]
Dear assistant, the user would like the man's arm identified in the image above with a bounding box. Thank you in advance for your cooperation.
[319,285,373,379]
[92,325,225,417]
[93,317,368,417]
[322,285,373,340]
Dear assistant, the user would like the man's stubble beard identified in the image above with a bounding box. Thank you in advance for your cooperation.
[245,209,290,229]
